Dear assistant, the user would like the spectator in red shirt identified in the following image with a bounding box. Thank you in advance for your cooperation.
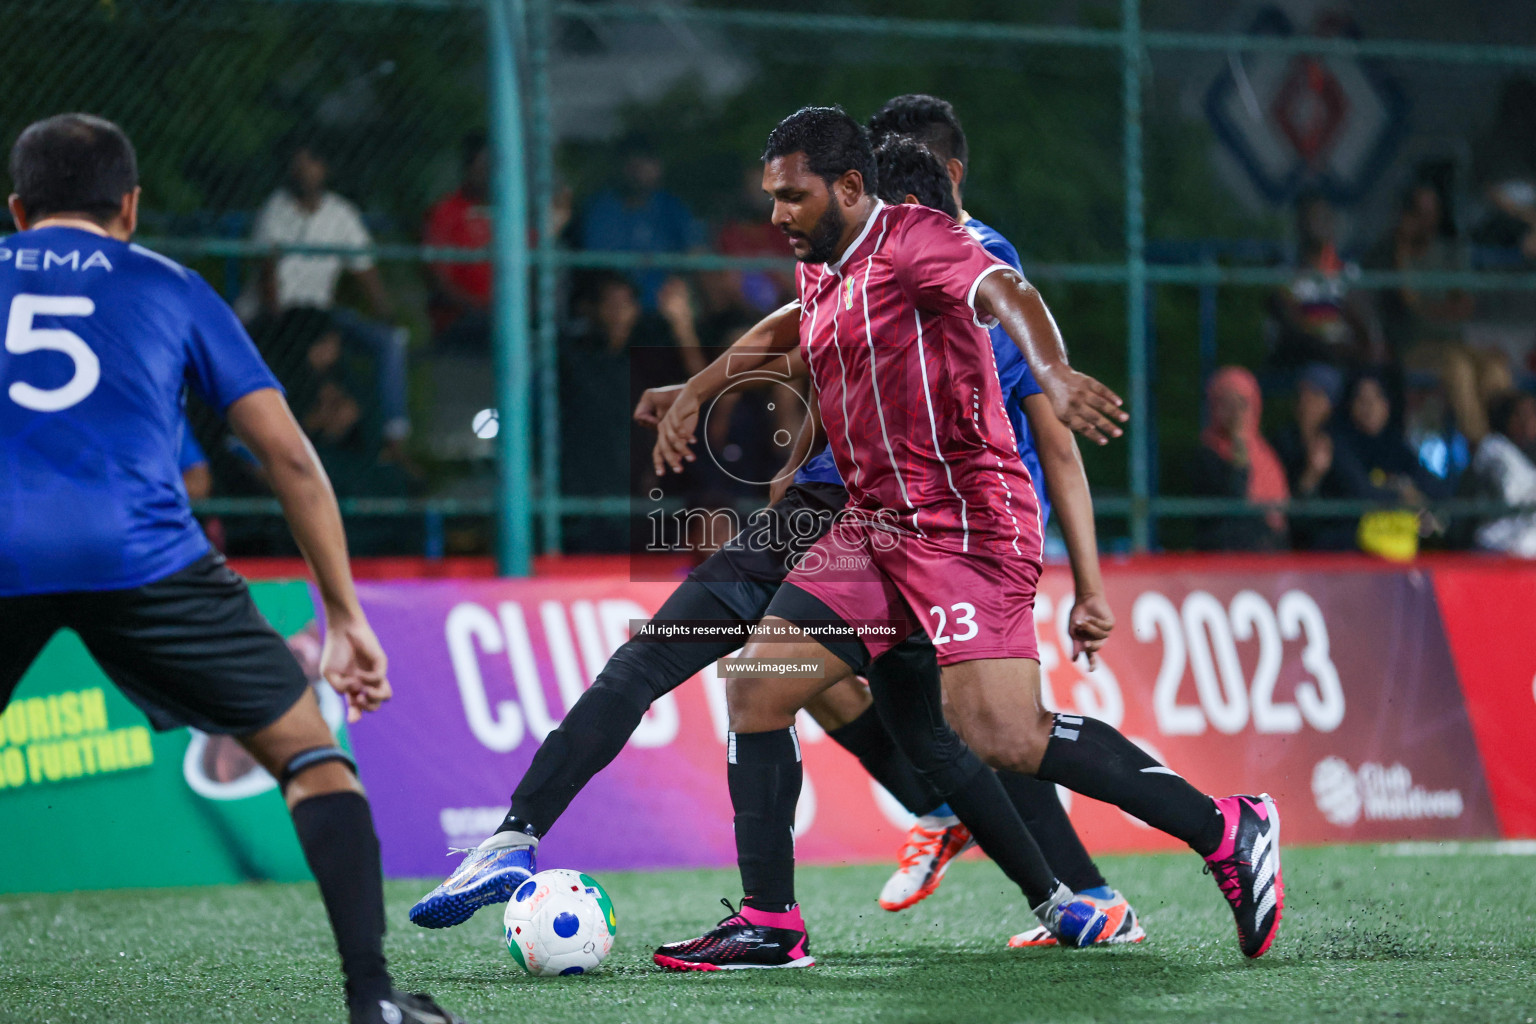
[425,134,493,349]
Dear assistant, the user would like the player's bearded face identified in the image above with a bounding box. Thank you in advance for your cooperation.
[789,191,846,264]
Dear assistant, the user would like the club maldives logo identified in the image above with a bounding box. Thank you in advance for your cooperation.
[1311,756,1465,827]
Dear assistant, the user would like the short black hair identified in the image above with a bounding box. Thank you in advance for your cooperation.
[1489,389,1536,438]
[9,113,137,223]
[874,137,958,219]
[762,105,877,194]
[868,95,968,173]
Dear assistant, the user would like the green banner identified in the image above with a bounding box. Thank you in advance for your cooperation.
[0,581,341,894]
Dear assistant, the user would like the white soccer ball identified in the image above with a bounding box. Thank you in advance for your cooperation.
[503,869,617,977]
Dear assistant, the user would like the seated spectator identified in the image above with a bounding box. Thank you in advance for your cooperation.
[1470,390,1536,557]
[1189,366,1289,551]
[251,140,412,453]
[424,133,493,351]
[1265,192,1385,371]
[578,135,702,309]
[1331,371,1451,505]
[1377,182,1510,442]
[1270,364,1349,549]
[557,274,704,551]
[704,164,796,317]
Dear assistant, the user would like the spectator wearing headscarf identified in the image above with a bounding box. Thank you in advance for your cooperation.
[1329,371,1451,507]
[1190,366,1289,550]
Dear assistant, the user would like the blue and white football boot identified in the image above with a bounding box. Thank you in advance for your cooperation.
[409,832,537,929]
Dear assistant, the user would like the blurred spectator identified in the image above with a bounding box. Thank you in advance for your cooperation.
[1473,77,1536,261]
[1470,390,1536,557]
[1189,367,1289,551]
[423,133,575,352]
[578,135,702,308]
[700,164,795,318]
[1270,364,1350,550]
[424,133,493,351]
[557,276,704,544]
[251,141,412,450]
[1265,192,1385,371]
[1331,370,1452,505]
[1377,182,1510,442]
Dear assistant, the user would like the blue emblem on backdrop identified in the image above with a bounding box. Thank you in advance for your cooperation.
[1204,7,1407,206]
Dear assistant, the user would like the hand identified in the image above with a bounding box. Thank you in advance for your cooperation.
[652,384,703,475]
[1306,433,1333,477]
[1036,366,1127,446]
[634,384,686,428]
[657,277,694,330]
[320,613,392,723]
[1068,592,1115,670]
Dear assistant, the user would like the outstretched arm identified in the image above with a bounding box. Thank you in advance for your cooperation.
[1022,393,1112,668]
[976,271,1127,445]
[226,388,390,722]
[640,299,803,475]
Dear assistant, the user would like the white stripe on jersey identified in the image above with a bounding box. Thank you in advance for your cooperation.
[857,212,921,528]
[817,264,864,493]
[913,307,969,552]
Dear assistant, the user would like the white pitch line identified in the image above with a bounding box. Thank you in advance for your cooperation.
[1379,840,1536,857]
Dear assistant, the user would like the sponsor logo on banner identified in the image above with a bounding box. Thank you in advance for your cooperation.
[1312,757,1465,827]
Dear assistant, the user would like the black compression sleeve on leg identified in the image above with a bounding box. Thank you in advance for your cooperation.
[506,580,750,836]
[998,771,1107,893]
[1035,713,1223,856]
[729,728,802,912]
[290,791,392,1010]
[864,640,1060,908]
[826,705,945,817]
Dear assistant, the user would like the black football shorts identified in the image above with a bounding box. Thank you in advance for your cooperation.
[0,551,309,735]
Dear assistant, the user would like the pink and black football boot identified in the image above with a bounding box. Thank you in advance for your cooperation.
[1205,793,1284,958]
[654,899,814,971]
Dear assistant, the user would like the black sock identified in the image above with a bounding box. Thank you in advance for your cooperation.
[939,758,1061,908]
[505,580,746,836]
[728,728,802,912]
[826,705,945,816]
[505,686,649,836]
[1035,714,1223,856]
[862,637,1059,907]
[290,792,392,1007]
[998,771,1106,893]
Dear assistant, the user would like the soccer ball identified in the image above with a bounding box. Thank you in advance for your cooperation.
[503,869,617,977]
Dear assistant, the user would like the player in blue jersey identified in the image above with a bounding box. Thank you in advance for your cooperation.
[0,115,467,1024]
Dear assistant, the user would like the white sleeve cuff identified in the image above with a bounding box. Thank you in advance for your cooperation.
[966,262,1012,328]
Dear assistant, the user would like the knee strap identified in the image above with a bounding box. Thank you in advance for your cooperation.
[279,746,357,792]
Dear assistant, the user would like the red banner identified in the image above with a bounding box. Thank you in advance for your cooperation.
[1432,565,1536,837]
[1033,566,1499,852]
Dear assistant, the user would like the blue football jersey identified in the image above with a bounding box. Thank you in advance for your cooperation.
[0,226,279,595]
[793,215,1051,527]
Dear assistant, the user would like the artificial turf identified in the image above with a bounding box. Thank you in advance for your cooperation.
[2,844,1533,1024]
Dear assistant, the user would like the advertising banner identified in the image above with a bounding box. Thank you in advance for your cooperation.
[350,563,1506,881]
[347,579,916,879]
[1031,567,1500,853]
[1432,565,1536,836]
[0,581,344,894]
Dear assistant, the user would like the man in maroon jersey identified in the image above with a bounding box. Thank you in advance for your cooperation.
[650,107,1283,970]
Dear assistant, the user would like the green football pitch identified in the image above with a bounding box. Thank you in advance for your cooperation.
[3,844,1533,1024]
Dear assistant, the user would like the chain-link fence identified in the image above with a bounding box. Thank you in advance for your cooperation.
[17,0,1536,568]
